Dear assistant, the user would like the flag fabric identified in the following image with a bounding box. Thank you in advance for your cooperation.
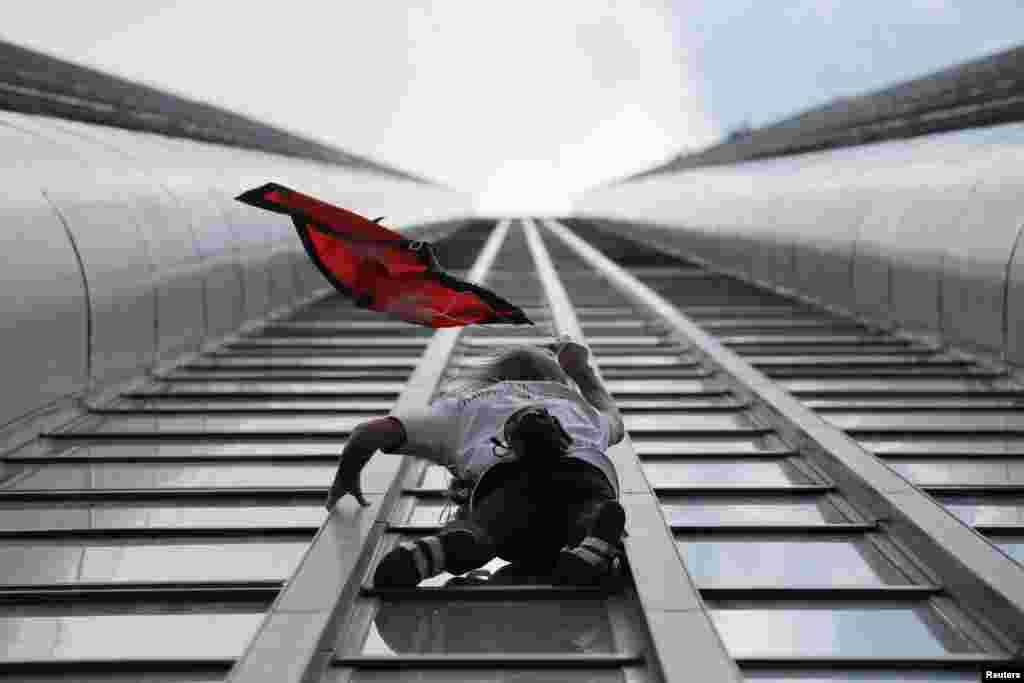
[236,183,532,328]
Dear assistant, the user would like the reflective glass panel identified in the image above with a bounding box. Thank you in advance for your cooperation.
[115,399,396,411]
[347,671,622,683]
[2,463,336,489]
[0,612,263,661]
[888,460,1024,485]
[0,503,325,532]
[0,539,310,584]
[0,674,225,682]
[58,444,348,458]
[407,501,454,528]
[644,460,813,487]
[420,466,453,490]
[74,415,371,433]
[153,381,406,394]
[193,356,418,368]
[936,496,1024,525]
[826,412,1024,430]
[164,369,410,379]
[606,379,717,393]
[862,438,1024,456]
[624,412,757,431]
[662,496,849,525]
[710,604,978,657]
[677,535,911,586]
[632,436,788,455]
[992,538,1024,565]
[744,670,976,682]
[596,355,695,367]
[19,441,349,460]
[780,379,1010,393]
[361,600,614,655]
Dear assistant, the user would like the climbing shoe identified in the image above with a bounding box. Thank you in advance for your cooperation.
[552,500,626,586]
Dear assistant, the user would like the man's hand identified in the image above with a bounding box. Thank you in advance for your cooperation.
[325,417,406,511]
[545,336,591,372]
[325,454,370,509]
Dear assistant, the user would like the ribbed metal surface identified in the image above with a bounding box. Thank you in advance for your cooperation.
[0,223,496,680]
[6,215,1024,682]
[549,219,1024,680]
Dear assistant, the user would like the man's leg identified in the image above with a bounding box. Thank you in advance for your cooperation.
[552,463,626,586]
[374,466,538,587]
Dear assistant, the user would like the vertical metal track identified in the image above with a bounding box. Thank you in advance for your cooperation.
[542,217,1024,679]
[522,218,743,683]
[228,220,513,683]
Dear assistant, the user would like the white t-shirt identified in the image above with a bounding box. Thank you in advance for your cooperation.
[390,380,619,496]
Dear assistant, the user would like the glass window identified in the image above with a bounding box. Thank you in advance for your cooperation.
[360,599,614,655]
[2,463,337,489]
[825,412,1024,431]
[1,674,225,682]
[0,612,263,661]
[165,368,411,380]
[616,396,735,410]
[194,356,420,368]
[644,460,814,488]
[677,535,912,586]
[0,503,325,532]
[662,496,851,526]
[154,381,406,394]
[420,466,453,490]
[347,670,622,683]
[990,538,1024,565]
[624,412,758,432]
[606,379,717,394]
[115,399,396,412]
[888,460,1024,485]
[596,355,693,367]
[743,670,977,682]
[710,604,979,657]
[632,436,789,455]
[861,437,1024,456]
[74,415,372,434]
[0,538,310,584]
[406,501,456,528]
[780,379,1005,393]
[22,441,350,460]
[936,496,1024,525]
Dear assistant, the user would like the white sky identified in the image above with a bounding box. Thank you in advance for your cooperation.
[0,1,715,214]
[2,1,1020,213]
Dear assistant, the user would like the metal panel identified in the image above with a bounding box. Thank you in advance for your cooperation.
[0,123,89,429]
[0,112,159,385]
[577,133,1024,368]
[38,118,211,357]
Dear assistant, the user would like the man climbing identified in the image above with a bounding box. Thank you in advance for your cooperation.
[325,337,627,587]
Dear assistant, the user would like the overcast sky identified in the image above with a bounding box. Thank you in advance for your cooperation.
[2,1,1021,212]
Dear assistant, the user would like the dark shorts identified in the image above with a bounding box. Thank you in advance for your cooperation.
[462,458,617,565]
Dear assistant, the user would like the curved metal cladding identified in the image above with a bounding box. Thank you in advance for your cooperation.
[576,126,1024,366]
[0,111,471,430]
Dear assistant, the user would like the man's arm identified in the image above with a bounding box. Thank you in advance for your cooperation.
[326,417,406,509]
[556,341,626,445]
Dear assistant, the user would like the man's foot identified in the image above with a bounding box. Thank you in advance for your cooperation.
[553,500,625,586]
[373,529,479,588]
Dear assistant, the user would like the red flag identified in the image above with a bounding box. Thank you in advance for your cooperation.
[236,183,532,328]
